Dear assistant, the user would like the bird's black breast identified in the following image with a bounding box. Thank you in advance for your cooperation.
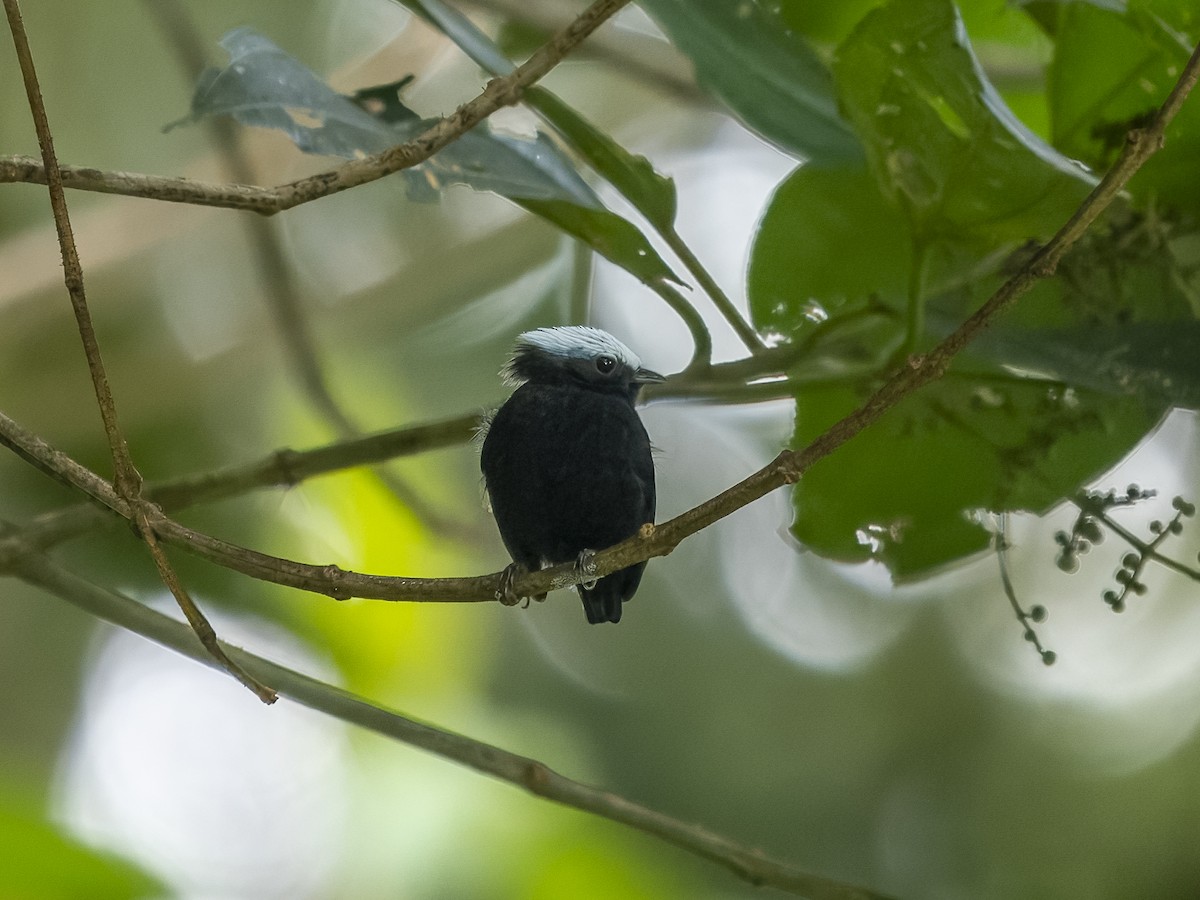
[481,382,655,571]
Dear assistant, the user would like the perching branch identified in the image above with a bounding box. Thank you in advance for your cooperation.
[0,413,479,565]
[0,0,633,215]
[3,0,275,703]
[10,548,894,900]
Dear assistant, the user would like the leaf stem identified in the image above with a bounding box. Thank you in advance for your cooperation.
[661,225,766,354]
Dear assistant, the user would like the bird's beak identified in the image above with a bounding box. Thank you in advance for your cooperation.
[634,367,666,385]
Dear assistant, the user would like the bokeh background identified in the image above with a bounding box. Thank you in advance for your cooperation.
[2,1,1200,898]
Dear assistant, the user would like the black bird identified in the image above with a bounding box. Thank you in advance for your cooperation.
[480,326,663,624]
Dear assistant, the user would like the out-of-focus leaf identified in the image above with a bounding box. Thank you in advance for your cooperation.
[834,0,1095,241]
[637,0,863,165]
[1021,0,1127,34]
[524,89,678,229]
[0,793,164,900]
[517,199,681,285]
[168,28,597,206]
[975,322,1200,409]
[172,28,683,287]
[401,0,517,74]
[790,378,1158,578]
[1040,0,1200,209]
[401,0,679,229]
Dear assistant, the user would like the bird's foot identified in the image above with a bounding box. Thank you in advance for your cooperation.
[496,563,523,607]
[574,549,599,590]
[496,564,548,608]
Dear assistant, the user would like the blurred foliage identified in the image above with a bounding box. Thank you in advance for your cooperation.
[0,786,164,899]
[2,0,1200,898]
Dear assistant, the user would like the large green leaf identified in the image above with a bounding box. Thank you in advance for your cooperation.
[517,199,681,285]
[790,378,1157,578]
[749,166,911,340]
[834,0,1095,241]
[637,0,863,165]
[0,794,163,900]
[1039,0,1200,209]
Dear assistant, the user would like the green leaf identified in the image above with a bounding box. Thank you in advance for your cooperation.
[401,0,679,228]
[1042,0,1200,209]
[516,199,682,285]
[834,0,1095,241]
[790,378,1158,578]
[177,26,683,290]
[974,322,1200,409]
[637,0,863,165]
[400,0,516,75]
[524,89,678,230]
[0,794,163,900]
[169,28,598,206]
[748,165,911,340]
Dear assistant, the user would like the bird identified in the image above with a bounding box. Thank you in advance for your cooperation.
[480,326,663,624]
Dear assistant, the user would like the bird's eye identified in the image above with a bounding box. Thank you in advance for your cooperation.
[595,355,617,374]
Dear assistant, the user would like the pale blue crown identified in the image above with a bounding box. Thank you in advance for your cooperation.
[501,326,642,385]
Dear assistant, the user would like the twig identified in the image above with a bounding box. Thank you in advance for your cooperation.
[11,549,895,900]
[0,0,633,215]
[0,413,479,563]
[456,0,705,107]
[1075,493,1200,584]
[3,0,140,500]
[3,0,275,703]
[652,281,713,371]
[993,514,1055,665]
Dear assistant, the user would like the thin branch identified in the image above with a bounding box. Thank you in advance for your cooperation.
[456,0,705,107]
[3,0,140,499]
[0,413,479,563]
[993,514,1055,665]
[1075,493,1200,583]
[3,0,274,702]
[0,0,633,215]
[652,281,713,371]
[11,549,895,900]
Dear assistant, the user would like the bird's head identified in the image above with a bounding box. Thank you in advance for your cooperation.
[502,326,664,400]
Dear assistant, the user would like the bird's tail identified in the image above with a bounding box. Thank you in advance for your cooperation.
[578,563,646,624]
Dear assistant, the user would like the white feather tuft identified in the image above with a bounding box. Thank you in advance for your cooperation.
[501,326,642,384]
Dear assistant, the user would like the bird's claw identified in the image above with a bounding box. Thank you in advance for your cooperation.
[496,563,523,607]
[496,564,548,608]
[575,549,599,591]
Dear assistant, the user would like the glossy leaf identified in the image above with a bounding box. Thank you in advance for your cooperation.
[170,28,598,206]
[524,89,678,230]
[0,795,164,900]
[1042,0,1200,209]
[790,378,1157,578]
[834,0,1095,240]
[638,0,863,164]
[517,199,681,285]
[749,165,911,341]
[402,0,679,229]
